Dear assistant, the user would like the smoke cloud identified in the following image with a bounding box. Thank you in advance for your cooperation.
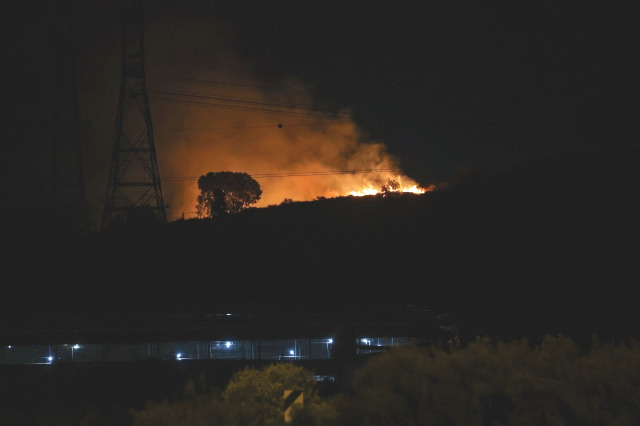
[78,9,426,225]
[153,81,424,219]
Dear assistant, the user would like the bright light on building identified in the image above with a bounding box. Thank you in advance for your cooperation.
[176,353,182,360]
[225,341,232,348]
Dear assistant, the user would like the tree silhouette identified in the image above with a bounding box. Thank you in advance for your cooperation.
[380,178,400,193]
[196,171,262,218]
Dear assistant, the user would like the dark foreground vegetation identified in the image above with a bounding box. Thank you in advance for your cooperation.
[1,335,639,425]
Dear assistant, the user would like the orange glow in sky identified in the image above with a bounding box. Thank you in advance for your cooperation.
[148,69,428,220]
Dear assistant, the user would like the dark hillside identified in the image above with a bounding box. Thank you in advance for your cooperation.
[431,147,639,342]
[3,147,639,345]
[109,146,639,342]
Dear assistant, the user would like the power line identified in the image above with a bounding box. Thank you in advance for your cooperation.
[78,82,351,121]
[251,169,402,178]
[164,168,403,181]
[161,122,335,131]
[151,95,350,119]
[149,94,350,120]
[149,73,310,96]
[146,87,318,111]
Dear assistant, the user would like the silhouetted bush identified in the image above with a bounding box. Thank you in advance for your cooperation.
[335,335,640,426]
[126,335,640,426]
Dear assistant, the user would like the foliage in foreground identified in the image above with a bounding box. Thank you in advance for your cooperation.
[338,335,640,426]
[131,363,336,426]
[131,335,640,426]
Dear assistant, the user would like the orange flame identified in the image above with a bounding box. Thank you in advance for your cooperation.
[349,183,430,197]
[147,70,429,219]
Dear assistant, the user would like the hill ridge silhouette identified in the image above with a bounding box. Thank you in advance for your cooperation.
[4,147,638,344]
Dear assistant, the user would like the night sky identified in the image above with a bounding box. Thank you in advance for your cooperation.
[2,0,639,230]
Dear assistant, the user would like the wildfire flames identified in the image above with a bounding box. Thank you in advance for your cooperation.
[350,183,430,197]
[145,54,430,219]
[75,14,434,229]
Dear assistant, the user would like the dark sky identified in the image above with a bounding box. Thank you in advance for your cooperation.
[210,1,639,165]
[2,0,639,228]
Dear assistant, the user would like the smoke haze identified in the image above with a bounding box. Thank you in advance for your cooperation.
[154,83,423,219]
[77,10,426,225]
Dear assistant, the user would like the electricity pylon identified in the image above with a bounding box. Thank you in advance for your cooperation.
[101,0,167,232]
[50,1,89,236]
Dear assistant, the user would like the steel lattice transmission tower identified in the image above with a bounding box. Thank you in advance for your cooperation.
[101,0,167,232]
[50,2,90,235]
